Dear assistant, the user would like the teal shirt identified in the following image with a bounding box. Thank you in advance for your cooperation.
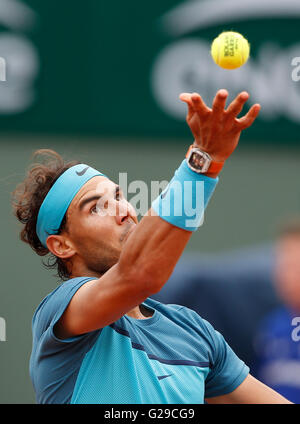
[30,277,249,404]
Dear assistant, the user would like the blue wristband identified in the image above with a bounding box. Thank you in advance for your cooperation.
[151,159,218,231]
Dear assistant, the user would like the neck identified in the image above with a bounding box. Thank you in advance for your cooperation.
[126,304,153,319]
[69,258,103,280]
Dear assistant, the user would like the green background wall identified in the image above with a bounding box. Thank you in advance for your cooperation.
[0,1,300,141]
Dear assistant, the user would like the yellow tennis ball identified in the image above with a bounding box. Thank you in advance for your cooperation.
[211,31,250,70]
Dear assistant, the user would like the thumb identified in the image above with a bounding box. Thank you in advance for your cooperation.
[179,93,195,120]
[179,92,193,104]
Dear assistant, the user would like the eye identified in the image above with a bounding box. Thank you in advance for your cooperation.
[90,204,98,214]
[115,190,121,201]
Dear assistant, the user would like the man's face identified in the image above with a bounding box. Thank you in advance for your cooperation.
[274,235,300,312]
[63,176,138,276]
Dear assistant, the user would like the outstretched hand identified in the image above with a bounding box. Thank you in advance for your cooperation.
[180,90,261,163]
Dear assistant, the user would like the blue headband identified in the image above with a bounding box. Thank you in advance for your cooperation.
[36,164,107,247]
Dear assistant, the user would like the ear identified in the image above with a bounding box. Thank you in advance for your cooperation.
[46,234,76,259]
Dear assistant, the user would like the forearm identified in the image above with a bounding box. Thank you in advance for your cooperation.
[118,156,218,293]
[118,209,192,293]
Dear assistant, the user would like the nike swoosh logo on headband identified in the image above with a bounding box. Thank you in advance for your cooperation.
[76,166,90,176]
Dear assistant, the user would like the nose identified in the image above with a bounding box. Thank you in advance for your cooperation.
[115,199,134,225]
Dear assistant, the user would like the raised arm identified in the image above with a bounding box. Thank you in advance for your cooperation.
[54,90,260,339]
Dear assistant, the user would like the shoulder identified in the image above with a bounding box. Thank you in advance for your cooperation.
[147,296,209,320]
[32,276,97,337]
[146,297,217,340]
[146,296,198,316]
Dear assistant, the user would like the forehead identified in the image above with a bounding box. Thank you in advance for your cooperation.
[68,175,116,213]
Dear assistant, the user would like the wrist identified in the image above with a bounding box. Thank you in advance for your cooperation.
[152,159,219,232]
[186,144,225,177]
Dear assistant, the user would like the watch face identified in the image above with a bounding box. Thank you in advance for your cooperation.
[188,150,211,173]
[191,152,205,169]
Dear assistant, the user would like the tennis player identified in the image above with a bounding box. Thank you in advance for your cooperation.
[13,90,291,404]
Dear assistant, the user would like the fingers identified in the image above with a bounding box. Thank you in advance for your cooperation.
[179,93,193,106]
[212,89,228,120]
[180,92,209,119]
[180,91,260,131]
[236,104,261,130]
[179,93,196,121]
[191,93,209,116]
[226,91,249,117]
[179,93,193,103]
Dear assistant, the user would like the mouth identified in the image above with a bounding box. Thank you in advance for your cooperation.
[120,217,137,243]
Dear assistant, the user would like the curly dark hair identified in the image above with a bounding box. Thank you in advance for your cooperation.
[12,149,80,281]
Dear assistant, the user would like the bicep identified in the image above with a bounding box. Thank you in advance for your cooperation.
[54,264,151,340]
[205,374,292,404]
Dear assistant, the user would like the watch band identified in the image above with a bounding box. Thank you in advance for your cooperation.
[185,144,224,177]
